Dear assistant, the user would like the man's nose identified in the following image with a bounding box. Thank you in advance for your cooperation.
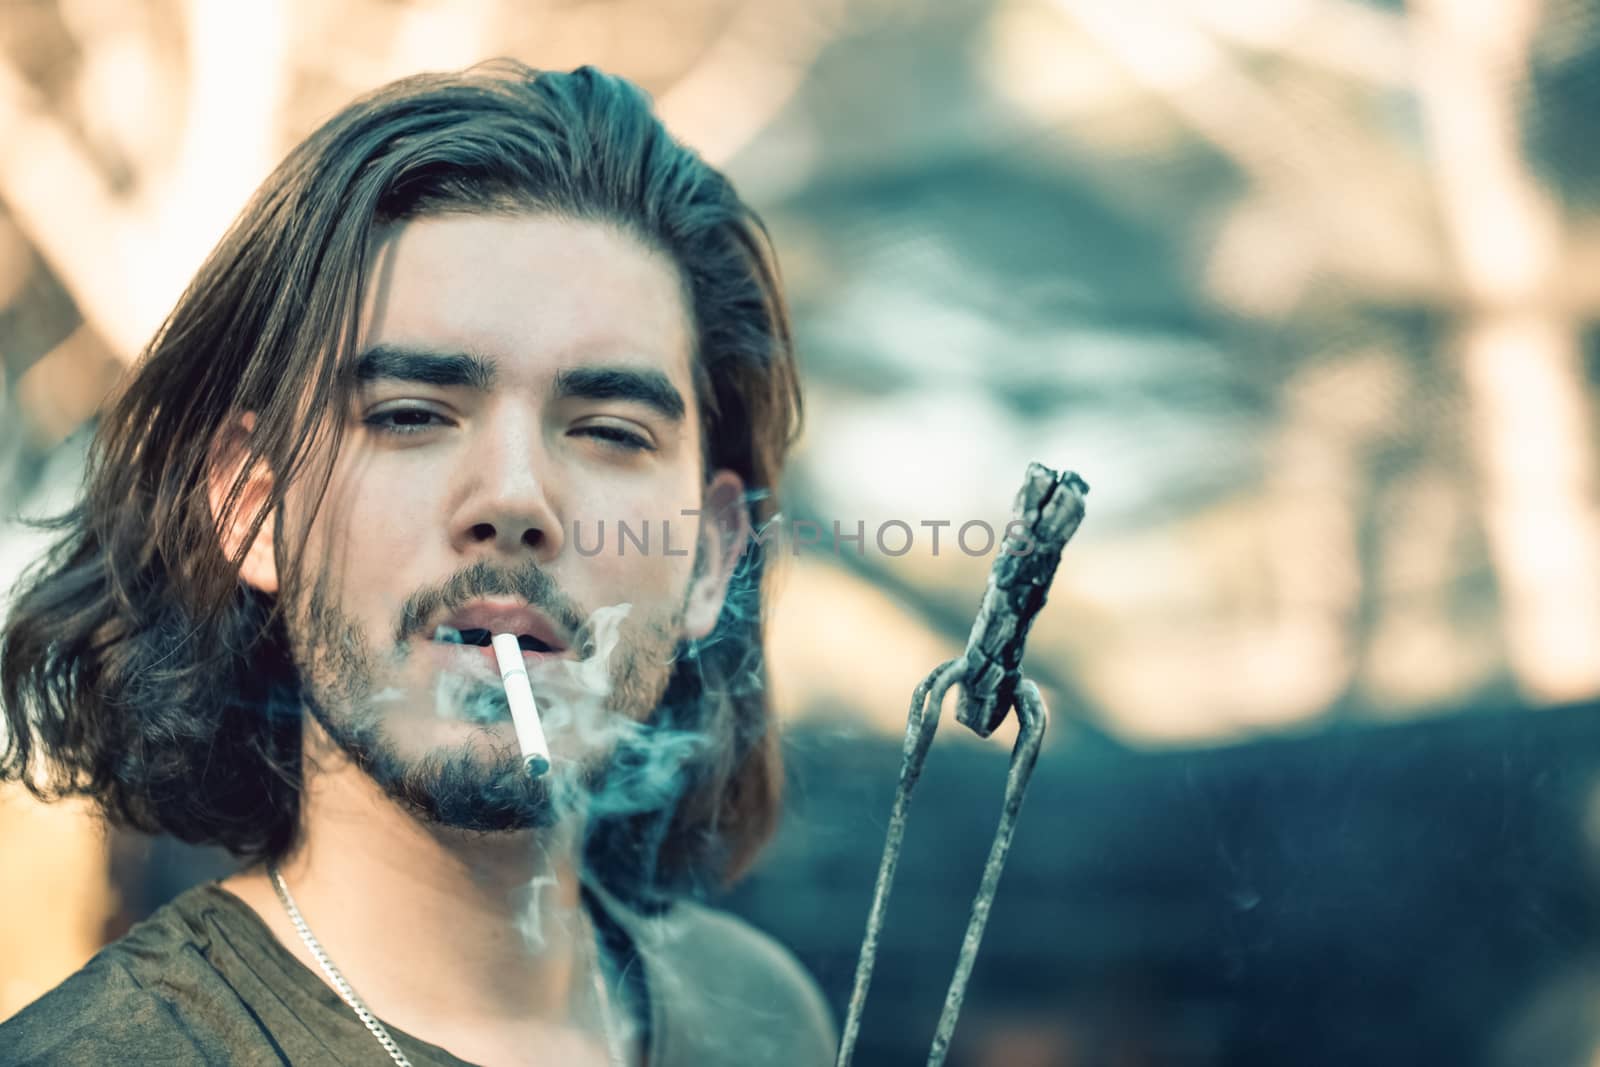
[451,421,564,561]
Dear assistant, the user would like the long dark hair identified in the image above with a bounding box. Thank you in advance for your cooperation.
[0,61,802,906]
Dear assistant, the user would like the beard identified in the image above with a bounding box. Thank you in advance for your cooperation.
[283,558,692,833]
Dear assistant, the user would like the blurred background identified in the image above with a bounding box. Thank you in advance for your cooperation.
[3,0,1600,1063]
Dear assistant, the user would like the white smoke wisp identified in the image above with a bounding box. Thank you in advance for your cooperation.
[509,830,568,952]
[527,603,708,824]
[412,598,707,825]
[418,602,709,826]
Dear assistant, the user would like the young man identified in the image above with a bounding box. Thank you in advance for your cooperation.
[0,62,833,1066]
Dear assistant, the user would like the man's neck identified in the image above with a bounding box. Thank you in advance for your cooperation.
[220,732,625,1066]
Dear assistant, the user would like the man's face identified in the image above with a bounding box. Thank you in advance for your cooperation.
[265,213,740,831]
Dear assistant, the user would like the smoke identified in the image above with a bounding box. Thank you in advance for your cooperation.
[409,598,703,957]
[422,602,709,824]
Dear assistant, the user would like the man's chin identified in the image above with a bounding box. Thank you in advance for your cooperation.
[366,737,567,831]
[308,701,564,832]
[394,782,559,833]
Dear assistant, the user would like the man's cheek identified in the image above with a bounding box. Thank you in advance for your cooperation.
[599,550,690,605]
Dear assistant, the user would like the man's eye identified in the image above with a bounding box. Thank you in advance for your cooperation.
[573,425,653,452]
[364,407,449,435]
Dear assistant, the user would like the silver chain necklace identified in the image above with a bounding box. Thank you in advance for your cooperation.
[268,865,627,1067]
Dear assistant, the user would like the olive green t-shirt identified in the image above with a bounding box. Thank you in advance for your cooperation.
[0,881,837,1066]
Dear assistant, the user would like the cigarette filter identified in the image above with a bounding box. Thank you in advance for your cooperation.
[490,632,551,778]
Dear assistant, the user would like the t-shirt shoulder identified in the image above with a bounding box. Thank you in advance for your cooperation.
[0,942,224,1065]
[0,885,274,1067]
[626,898,838,1067]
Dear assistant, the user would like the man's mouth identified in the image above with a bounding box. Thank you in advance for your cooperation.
[423,597,576,659]
[432,627,560,654]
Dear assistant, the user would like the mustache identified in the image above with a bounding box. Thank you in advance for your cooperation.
[391,560,593,655]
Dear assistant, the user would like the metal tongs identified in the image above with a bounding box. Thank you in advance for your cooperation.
[836,462,1089,1067]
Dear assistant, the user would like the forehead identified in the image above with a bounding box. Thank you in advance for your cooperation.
[357,212,695,388]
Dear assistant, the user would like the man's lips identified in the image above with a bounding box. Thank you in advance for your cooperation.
[435,627,559,653]
[419,639,576,687]
[427,598,572,654]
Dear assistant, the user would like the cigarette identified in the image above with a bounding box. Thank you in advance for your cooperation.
[490,632,551,778]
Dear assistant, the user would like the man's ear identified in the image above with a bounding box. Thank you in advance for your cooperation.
[206,412,280,595]
[683,470,752,640]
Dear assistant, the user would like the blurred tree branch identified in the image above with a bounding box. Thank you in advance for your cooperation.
[0,0,287,357]
[1414,0,1600,701]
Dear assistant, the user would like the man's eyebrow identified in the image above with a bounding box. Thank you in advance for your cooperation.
[552,365,686,422]
[352,344,497,391]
